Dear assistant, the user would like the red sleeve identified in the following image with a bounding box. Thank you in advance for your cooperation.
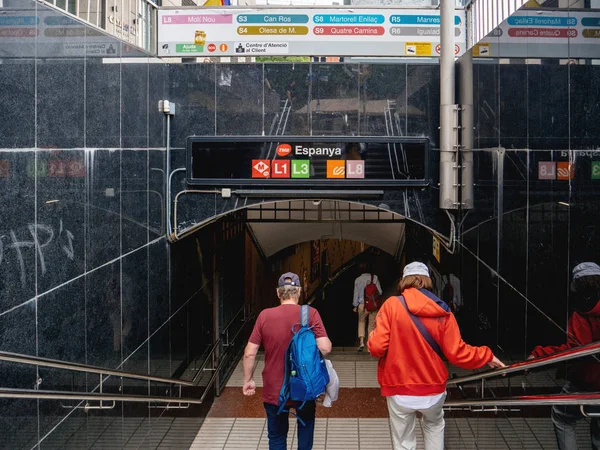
[531,312,590,357]
[310,308,328,339]
[440,313,493,369]
[248,312,264,346]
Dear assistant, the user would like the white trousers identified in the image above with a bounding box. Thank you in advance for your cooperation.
[386,393,446,450]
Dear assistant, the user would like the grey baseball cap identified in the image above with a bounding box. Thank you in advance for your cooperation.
[278,272,301,287]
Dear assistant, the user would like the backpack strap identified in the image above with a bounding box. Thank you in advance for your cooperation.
[300,304,309,327]
[397,296,444,359]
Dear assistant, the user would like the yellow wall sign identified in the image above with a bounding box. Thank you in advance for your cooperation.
[404,42,432,57]
[473,42,491,57]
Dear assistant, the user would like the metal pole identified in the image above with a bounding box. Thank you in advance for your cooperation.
[166,114,172,239]
[459,49,474,209]
[439,0,458,209]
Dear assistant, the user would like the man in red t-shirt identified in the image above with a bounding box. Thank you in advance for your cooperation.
[243,272,332,450]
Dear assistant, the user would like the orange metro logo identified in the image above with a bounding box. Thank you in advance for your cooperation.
[327,160,345,179]
[276,144,292,157]
[251,160,271,178]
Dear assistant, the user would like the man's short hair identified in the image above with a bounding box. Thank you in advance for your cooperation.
[277,285,301,300]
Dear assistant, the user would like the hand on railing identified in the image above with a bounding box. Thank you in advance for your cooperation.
[488,355,506,370]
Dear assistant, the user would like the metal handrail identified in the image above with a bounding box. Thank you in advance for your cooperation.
[192,300,255,384]
[445,393,600,408]
[198,310,255,403]
[0,388,202,404]
[448,341,600,385]
[0,351,194,387]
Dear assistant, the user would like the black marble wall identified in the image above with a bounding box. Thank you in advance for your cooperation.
[459,61,600,360]
[0,2,214,449]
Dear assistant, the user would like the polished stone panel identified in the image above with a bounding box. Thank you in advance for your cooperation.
[121,149,149,253]
[168,64,216,148]
[37,60,85,149]
[216,64,264,136]
[122,63,149,149]
[36,150,86,293]
[86,60,121,148]
[38,276,86,364]
[0,61,35,148]
[122,249,149,361]
[0,151,36,312]
[86,149,121,270]
[86,262,122,369]
[149,240,169,336]
[148,150,165,241]
[149,64,169,149]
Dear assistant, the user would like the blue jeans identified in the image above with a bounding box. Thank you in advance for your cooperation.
[552,382,600,450]
[264,402,316,450]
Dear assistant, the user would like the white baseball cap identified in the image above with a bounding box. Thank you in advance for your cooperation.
[402,262,430,278]
[571,262,600,291]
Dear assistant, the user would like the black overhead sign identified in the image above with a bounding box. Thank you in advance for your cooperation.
[187,136,429,187]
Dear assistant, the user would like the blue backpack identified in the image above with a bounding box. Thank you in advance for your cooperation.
[277,305,330,418]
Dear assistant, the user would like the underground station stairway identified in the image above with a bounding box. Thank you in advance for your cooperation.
[191,346,599,450]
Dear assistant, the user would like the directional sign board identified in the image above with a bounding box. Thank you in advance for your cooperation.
[158,8,466,57]
[474,9,600,59]
[187,136,430,187]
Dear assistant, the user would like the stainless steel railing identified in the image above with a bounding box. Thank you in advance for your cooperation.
[191,300,257,401]
[0,298,255,407]
[0,388,202,404]
[0,351,194,386]
[448,341,600,385]
[445,393,600,408]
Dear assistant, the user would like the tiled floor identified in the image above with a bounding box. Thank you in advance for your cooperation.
[191,417,594,450]
[202,348,594,450]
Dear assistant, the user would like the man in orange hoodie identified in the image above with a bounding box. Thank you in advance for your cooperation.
[528,262,600,450]
[368,262,504,450]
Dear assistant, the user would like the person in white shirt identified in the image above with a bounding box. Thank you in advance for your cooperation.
[353,262,382,352]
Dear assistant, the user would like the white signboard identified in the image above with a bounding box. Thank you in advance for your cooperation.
[158,8,467,57]
[474,9,600,59]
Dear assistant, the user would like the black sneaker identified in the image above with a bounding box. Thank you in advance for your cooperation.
[357,345,364,352]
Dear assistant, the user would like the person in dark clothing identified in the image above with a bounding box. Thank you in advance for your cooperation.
[528,262,600,450]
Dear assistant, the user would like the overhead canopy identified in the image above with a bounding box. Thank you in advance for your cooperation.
[246,200,405,258]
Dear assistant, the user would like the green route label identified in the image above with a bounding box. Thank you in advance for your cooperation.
[592,161,600,179]
[176,43,204,53]
[291,160,310,178]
